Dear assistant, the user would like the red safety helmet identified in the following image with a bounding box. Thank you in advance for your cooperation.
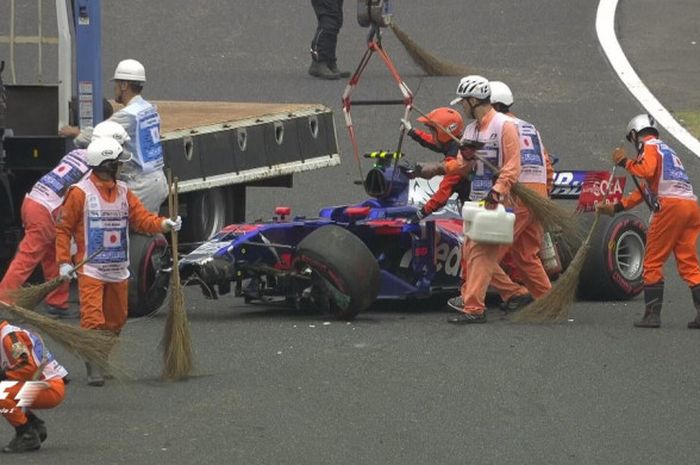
[417,107,465,145]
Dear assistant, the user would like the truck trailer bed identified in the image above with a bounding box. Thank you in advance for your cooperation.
[150,100,341,193]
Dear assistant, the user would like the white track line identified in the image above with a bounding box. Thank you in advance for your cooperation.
[596,0,700,157]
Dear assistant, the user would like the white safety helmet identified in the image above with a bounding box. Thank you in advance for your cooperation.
[489,81,514,107]
[92,120,131,146]
[450,75,491,105]
[86,137,131,168]
[113,59,146,82]
[626,114,658,142]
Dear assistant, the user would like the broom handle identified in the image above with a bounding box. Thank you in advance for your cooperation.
[172,178,179,268]
[67,246,105,276]
[167,168,175,224]
[411,105,501,174]
[171,177,181,285]
[165,168,181,283]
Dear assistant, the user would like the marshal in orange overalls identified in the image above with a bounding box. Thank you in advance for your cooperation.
[0,150,90,315]
[0,320,68,452]
[55,173,166,334]
[406,107,470,217]
[444,108,530,317]
[500,114,554,299]
[601,133,700,328]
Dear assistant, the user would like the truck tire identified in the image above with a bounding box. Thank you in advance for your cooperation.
[181,187,233,242]
[128,233,170,318]
[577,212,646,300]
[295,225,380,320]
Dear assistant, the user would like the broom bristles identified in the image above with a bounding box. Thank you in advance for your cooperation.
[390,23,471,76]
[161,172,193,381]
[161,279,193,380]
[512,215,601,323]
[7,248,104,310]
[512,183,583,247]
[7,278,65,310]
[0,300,117,372]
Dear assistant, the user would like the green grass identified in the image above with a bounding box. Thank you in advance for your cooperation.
[676,111,700,139]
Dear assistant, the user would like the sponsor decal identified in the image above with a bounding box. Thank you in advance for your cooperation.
[575,171,626,213]
[0,381,45,412]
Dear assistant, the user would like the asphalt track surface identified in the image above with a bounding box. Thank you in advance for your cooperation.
[1,1,700,464]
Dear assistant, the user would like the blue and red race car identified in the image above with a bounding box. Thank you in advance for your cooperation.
[173,153,647,320]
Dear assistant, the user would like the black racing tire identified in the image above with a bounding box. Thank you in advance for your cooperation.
[128,233,170,318]
[295,225,380,320]
[577,212,646,300]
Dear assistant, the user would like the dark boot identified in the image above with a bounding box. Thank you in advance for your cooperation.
[2,423,41,453]
[308,61,340,80]
[688,284,700,329]
[85,361,105,387]
[447,311,487,325]
[46,306,80,319]
[500,293,534,313]
[634,283,663,328]
[328,61,350,78]
[25,411,46,442]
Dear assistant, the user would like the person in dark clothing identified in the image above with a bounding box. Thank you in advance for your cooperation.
[309,0,350,80]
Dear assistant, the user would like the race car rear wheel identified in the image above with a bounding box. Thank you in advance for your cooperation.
[577,212,646,300]
[128,233,170,318]
[295,225,380,320]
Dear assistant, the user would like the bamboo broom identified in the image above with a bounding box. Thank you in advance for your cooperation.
[411,105,581,241]
[0,300,117,372]
[389,23,471,76]
[513,166,618,322]
[161,171,193,380]
[8,247,105,311]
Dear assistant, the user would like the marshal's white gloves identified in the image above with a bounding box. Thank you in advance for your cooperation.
[59,263,77,280]
[162,216,183,232]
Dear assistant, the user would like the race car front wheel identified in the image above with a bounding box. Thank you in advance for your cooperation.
[577,212,646,300]
[295,225,380,320]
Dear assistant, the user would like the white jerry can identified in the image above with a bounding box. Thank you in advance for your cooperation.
[462,201,515,245]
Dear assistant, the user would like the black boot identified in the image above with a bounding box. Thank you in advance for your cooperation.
[2,423,41,453]
[634,283,663,328]
[328,61,350,78]
[447,311,487,325]
[85,361,105,387]
[688,284,700,329]
[500,293,534,313]
[308,60,340,80]
[25,411,46,442]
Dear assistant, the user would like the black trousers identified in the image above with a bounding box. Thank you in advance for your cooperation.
[310,0,344,64]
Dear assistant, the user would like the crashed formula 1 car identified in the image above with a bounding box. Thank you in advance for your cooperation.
[177,152,647,320]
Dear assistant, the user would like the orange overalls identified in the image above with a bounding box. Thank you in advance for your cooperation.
[55,173,164,333]
[444,109,529,315]
[500,115,553,298]
[620,136,700,287]
[0,321,67,427]
[407,128,469,214]
[0,150,90,310]
[0,199,68,309]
